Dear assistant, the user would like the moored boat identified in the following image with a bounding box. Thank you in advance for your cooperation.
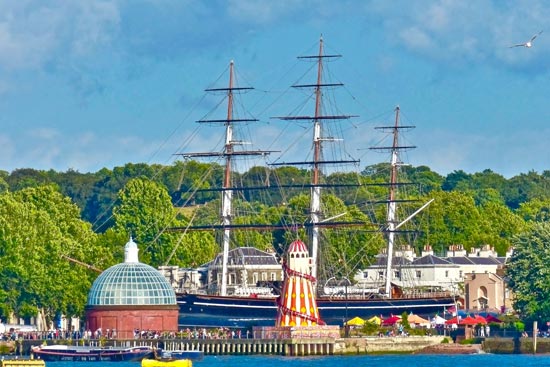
[142,358,192,367]
[30,344,154,362]
[0,360,45,367]
[155,349,203,361]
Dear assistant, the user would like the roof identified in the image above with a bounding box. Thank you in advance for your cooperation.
[87,238,176,306]
[445,256,504,265]
[87,262,177,306]
[412,254,453,265]
[212,247,279,266]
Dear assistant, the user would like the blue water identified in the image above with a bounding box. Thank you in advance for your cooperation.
[42,354,550,367]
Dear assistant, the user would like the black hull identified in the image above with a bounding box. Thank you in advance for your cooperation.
[177,293,455,329]
[31,346,153,362]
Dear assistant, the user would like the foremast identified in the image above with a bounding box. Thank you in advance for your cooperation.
[179,61,272,296]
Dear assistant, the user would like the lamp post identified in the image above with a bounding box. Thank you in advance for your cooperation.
[341,277,351,337]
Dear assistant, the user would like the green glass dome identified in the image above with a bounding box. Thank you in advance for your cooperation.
[87,238,176,306]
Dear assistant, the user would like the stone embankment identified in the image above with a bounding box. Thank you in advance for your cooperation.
[335,336,450,354]
[414,344,482,354]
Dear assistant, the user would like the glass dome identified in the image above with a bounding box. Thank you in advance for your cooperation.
[87,238,176,306]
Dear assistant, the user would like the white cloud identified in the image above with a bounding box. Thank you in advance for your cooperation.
[0,1,120,71]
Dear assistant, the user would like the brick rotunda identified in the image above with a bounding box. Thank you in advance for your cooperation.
[85,237,178,338]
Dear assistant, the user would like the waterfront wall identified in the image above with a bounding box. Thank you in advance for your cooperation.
[19,337,550,356]
[20,336,446,357]
[333,336,447,354]
[483,337,550,354]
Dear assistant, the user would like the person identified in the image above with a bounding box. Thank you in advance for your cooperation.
[485,324,490,337]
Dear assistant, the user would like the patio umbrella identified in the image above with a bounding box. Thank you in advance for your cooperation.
[408,313,430,325]
[431,315,446,325]
[345,316,365,326]
[460,316,479,325]
[473,315,487,325]
[486,314,502,323]
[367,315,382,325]
[382,315,401,326]
[445,316,461,325]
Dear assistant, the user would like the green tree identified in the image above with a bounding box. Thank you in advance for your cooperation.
[506,223,550,322]
[0,185,97,327]
[112,177,217,267]
[516,198,550,223]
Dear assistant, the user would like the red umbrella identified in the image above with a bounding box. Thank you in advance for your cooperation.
[474,315,487,325]
[445,316,460,325]
[460,316,481,325]
[382,315,401,326]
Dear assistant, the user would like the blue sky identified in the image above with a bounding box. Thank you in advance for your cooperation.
[0,0,549,178]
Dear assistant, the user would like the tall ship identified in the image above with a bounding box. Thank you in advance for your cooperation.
[167,38,456,329]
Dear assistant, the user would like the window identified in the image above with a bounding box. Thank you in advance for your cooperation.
[363,271,369,279]
[261,272,267,281]
[416,270,422,279]
[394,271,400,279]
[271,272,276,281]
[445,270,449,278]
[378,271,384,279]
[253,273,258,284]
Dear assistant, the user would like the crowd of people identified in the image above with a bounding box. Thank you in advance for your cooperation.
[2,326,251,341]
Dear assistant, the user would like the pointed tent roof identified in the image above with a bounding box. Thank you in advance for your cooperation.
[345,316,365,326]
[382,315,401,326]
[408,313,430,325]
[367,315,382,325]
[485,314,502,323]
[431,315,446,325]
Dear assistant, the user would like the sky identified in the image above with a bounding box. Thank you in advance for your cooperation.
[0,0,549,178]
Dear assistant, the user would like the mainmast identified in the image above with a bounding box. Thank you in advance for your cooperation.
[272,37,358,283]
[178,61,272,296]
[370,106,416,297]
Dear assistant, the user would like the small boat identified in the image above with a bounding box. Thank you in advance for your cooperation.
[30,344,154,362]
[0,359,45,367]
[157,350,203,361]
[142,358,192,367]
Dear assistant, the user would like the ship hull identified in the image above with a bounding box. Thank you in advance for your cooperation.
[177,293,455,329]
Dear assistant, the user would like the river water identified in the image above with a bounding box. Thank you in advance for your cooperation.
[42,354,550,367]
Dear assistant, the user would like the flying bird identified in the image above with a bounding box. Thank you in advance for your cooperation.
[509,30,543,48]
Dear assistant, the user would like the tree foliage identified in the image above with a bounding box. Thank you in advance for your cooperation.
[506,223,550,322]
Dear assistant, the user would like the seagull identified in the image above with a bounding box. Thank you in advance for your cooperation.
[509,30,543,48]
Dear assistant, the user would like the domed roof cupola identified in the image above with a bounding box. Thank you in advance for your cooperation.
[87,237,176,306]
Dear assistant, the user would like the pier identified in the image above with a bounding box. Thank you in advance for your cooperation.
[20,336,447,357]
[160,338,336,356]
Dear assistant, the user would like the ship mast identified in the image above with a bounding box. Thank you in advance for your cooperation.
[178,61,273,296]
[272,37,358,284]
[384,107,401,298]
[370,106,416,298]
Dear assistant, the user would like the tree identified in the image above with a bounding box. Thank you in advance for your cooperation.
[506,223,550,323]
[112,177,217,267]
[516,199,550,223]
[415,190,485,254]
[0,185,98,327]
